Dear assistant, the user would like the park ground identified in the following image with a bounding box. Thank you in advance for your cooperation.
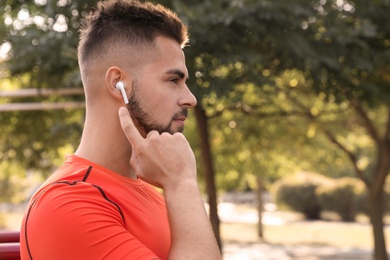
[220,202,390,260]
[1,199,390,259]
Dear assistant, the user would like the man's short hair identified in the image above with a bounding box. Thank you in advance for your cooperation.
[78,0,189,66]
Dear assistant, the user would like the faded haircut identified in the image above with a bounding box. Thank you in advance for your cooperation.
[78,0,189,66]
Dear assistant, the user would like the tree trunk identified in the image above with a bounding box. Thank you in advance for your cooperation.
[368,138,390,260]
[256,175,264,239]
[368,187,388,260]
[322,102,390,260]
[194,105,222,251]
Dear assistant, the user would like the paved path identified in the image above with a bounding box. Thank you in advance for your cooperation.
[223,242,374,260]
[218,202,380,260]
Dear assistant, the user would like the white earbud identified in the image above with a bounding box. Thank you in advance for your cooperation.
[115,81,129,104]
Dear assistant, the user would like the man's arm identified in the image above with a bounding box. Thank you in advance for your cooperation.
[118,107,221,259]
[164,179,220,259]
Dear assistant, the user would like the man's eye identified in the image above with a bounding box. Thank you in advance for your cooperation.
[170,78,179,83]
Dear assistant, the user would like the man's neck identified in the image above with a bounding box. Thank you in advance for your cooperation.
[75,113,136,179]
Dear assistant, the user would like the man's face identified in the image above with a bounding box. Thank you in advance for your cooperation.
[127,80,189,134]
[126,36,197,136]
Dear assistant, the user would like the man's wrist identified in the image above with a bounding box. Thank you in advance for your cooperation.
[164,176,198,191]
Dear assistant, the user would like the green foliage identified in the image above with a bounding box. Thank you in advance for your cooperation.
[178,0,390,105]
[316,177,364,222]
[1,0,98,87]
[0,107,84,173]
[272,172,332,220]
[0,161,24,203]
[0,158,46,204]
[175,0,389,192]
[0,0,97,176]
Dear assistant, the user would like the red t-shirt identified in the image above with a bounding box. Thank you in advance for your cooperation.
[20,155,171,259]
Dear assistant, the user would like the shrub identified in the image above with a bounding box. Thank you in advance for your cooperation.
[355,181,390,216]
[317,177,364,222]
[354,181,369,215]
[272,172,332,220]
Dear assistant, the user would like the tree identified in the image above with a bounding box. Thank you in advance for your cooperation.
[0,0,98,173]
[274,2,390,258]
[176,0,390,258]
[2,1,389,258]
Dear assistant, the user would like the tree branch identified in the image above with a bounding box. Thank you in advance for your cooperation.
[284,92,371,185]
[349,98,381,144]
[322,129,370,186]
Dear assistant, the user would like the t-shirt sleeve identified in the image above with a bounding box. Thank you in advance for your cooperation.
[21,182,161,260]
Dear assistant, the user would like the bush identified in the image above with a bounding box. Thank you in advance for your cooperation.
[272,172,332,220]
[272,172,390,221]
[354,181,369,215]
[355,180,390,216]
[317,177,364,222]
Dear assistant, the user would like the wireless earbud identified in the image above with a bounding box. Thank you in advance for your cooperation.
[116,81,129,104]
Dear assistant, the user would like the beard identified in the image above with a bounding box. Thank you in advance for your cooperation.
[126,81,188,135]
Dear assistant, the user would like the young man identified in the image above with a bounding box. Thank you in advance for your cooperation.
[19,0,221,259]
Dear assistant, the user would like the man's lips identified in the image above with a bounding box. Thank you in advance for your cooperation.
[174,116,186,121]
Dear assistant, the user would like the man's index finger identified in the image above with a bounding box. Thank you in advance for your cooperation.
[118,106,143,146]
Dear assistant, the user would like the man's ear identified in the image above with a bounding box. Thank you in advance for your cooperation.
[105,66,132,103]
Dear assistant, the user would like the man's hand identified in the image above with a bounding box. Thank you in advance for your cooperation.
[118,106,222,259]
[118,107,197,188]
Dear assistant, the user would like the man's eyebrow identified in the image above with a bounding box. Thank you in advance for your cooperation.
[165,69,189,80]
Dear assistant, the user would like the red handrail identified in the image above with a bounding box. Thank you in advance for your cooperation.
[0,231,20,260]
[0,243,20,260]
[0,231,20,243]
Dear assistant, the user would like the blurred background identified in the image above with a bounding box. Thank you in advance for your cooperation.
[0,0,389,259]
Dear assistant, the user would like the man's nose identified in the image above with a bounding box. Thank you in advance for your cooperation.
[179,86,197,108]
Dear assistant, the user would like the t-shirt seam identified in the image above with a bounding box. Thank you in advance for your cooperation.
[24,166,127,260]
